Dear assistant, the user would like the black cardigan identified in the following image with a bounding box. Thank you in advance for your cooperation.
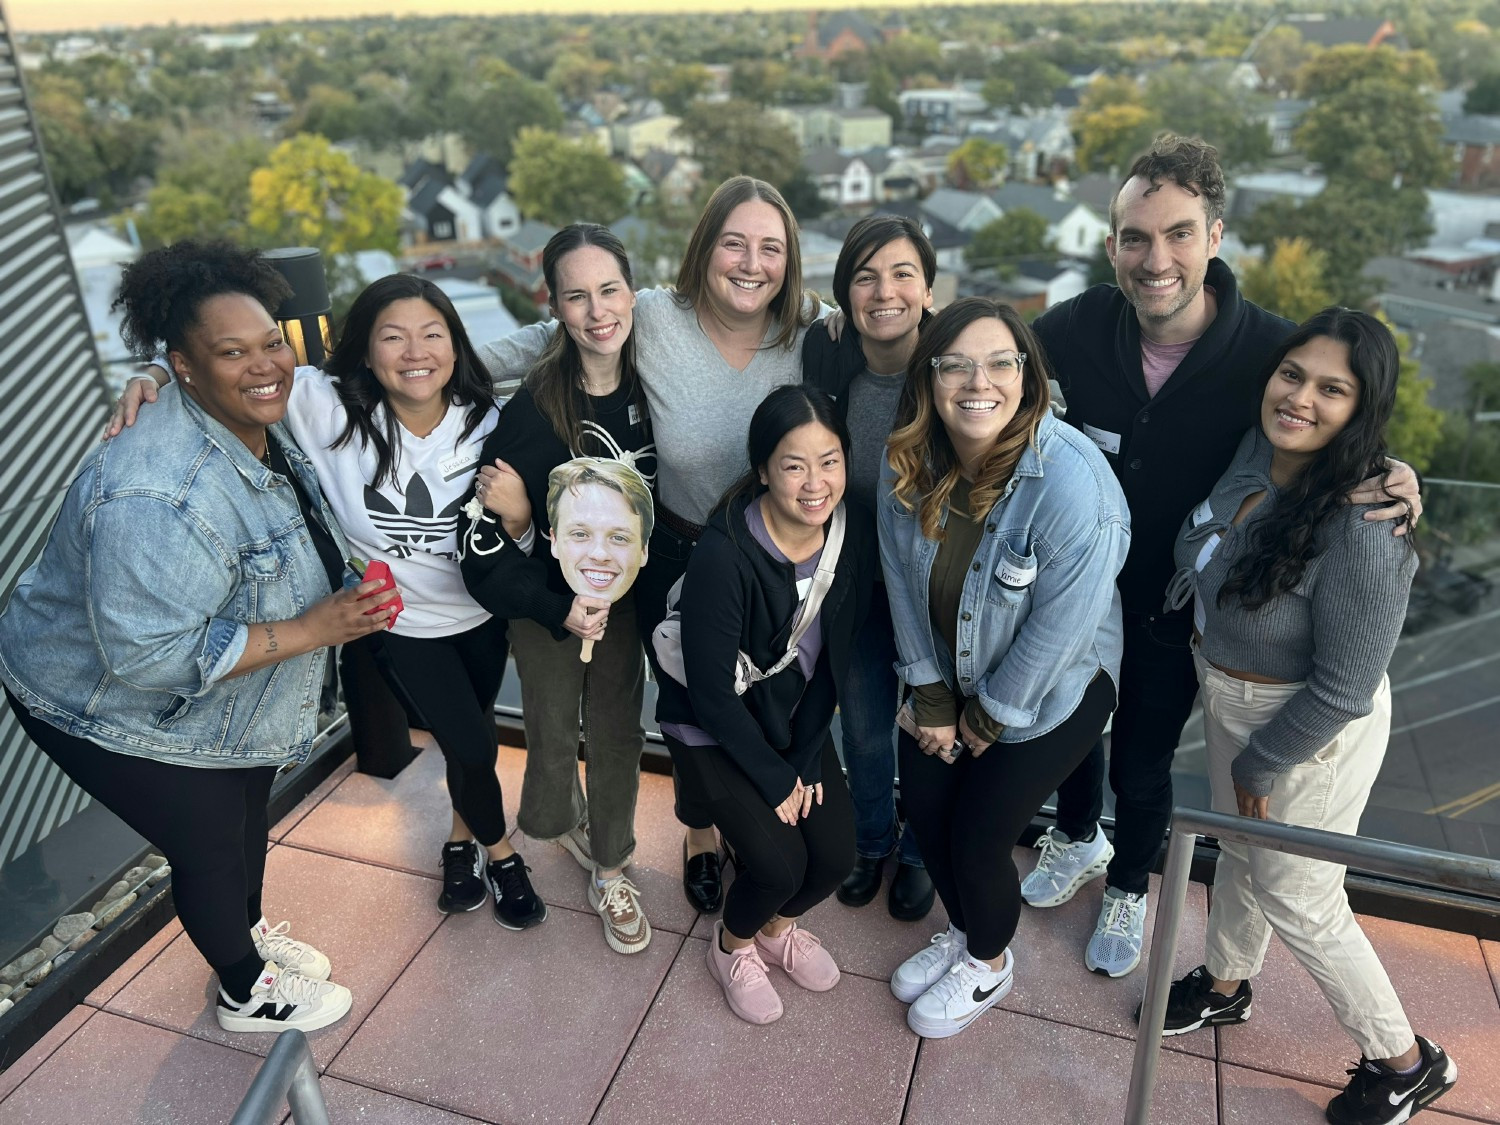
[654,495,874,807]
[1033,258,1293,617]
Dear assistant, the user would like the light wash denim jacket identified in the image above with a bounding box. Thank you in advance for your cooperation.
[0,385,352,767]
[877,412,1130,741]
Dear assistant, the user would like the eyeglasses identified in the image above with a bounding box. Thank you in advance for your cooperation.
[930,352,1027,389]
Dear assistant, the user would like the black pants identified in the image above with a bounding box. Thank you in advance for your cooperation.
[6,689,272,995]
[666,733,855,939]
[1052,611,1201,895]
[900,674,1117,961]
[637,518,715,832]
[370,616,510,846]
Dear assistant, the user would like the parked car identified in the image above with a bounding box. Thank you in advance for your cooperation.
[416,253,457,271]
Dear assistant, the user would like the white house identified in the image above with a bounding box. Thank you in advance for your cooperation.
[803,149,876,208]
[990,183,1110,257]
[920,188,1002,233]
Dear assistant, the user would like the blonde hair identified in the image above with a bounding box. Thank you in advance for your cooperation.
[545,458,655,541]
[886,297,1052,541]
[673,176,815,352]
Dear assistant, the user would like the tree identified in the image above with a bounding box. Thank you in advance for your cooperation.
[247,134,403,256]
[1074,102,1157,175]
[1252,25,1318,93]
[676,99,802,200]
[872,34,945,82]
[649,63,713,114]
[966,209,1049,273]
[546,50,612,102]
[1380,314,1445,475]
[729,59,788,107]
[508,127,630,227]
[1143,63,1271,169]
[1453,361,1500,478]
[456,62,564,167]
[1464,72,1500,115]
[946,137,1008,190]
[133,127,271,248]
[1239,238,1333,323]
[981,52,1069,112]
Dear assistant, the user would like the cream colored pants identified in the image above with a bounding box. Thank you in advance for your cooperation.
[1195,648,1414,1060]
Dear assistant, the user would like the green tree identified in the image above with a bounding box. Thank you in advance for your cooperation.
[546,50,612,102]
[946,137,1008,190]
[1143,63,1271,169]
[676,98,802,199]
[457,62,564,166]
[729,59,787,107]
[1464,72,1500,115]
[1251,25,1318,93]
[966,209,1049,273]
[508,127,629,227]
[872,34,945,81]
[649,63,713,114]
[1371,312,1444,474]
[1453,361,1500,479]
[981,52,1069,112]
[1239,238,1333,323]
[1075,102,1157,174]
[247,134,402,256]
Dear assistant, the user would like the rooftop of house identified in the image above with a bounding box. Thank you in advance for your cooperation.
[991,182,1092,225]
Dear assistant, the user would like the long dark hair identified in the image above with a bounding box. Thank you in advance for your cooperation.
[1219,306,1406,610]
[324,274,495,489]
[526,223,647,454]
[713,384,851,518]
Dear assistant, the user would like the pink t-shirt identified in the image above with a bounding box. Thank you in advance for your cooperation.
[1140,334,1197,397]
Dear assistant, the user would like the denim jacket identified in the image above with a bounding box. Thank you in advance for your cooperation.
[0,385,352,767]
[877,411,1130,741]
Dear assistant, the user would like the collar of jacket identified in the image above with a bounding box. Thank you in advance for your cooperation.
[1114,256,1244,405]
[175,381,306,488]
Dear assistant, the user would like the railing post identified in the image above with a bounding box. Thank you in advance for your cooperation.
[1124,824,1198,1125]
[231,1029,330,1125]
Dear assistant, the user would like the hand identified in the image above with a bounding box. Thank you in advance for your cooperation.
[562,594,611,641]
[1234,780,1270,820]
[1353,458,1422,536]
[915,723,959,757]
[823,308,847,341]
[798,781,823,818]
[775,782,805,826]
[476,460,531,532]
[103,374,161,439]
[958,713,993,759]
[301,579,399,646]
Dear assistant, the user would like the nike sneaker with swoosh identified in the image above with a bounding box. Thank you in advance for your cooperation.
[1137,964,1252,1036]
[906,950,1014,1039]
[1324,1035,1458,1125]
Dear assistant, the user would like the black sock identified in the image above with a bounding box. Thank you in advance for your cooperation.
[1074,824,1098,843]
[217,948,267,1003]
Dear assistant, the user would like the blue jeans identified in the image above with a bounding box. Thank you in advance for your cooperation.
[840,582,923,867]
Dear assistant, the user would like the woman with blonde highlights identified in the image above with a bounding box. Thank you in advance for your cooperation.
[879,297,1130,1039]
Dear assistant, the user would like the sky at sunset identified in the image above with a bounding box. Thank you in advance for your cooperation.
[11,0,1011,35]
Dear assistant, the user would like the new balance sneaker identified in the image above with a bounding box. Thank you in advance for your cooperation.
[754,922,840,991]
[706,920,783,1025]
[1085,887,1148,977]
[251,917,331,981]
[891,925,968,1003]
[1021,825,1113,908]
[437,840,487,914]
[215,961,352,1034]
[557,821,593,872]
[1135,965,1252,1035]
[487,854,547,930]
[589,874,652,955]
[1325,1036,1458,1125]
[906,950,1014,1039]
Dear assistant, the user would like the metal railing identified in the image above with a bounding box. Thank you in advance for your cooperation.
[1125,807,1500,1125]
[231,1029,330,1125]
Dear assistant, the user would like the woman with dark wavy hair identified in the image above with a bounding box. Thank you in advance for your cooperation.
[1152,308,1456,1124]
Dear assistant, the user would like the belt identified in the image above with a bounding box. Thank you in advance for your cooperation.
[657,503,704,543]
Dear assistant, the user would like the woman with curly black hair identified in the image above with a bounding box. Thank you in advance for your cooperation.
[0,241,397,1034]
[1152,308,1457,1125]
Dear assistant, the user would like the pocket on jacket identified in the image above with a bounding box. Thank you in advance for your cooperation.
[154,694,194,729]
[987,541,1038,608]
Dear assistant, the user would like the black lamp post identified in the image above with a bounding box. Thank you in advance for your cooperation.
[264,247,333,367]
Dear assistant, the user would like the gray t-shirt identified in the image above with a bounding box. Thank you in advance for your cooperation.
[844,366,905,515]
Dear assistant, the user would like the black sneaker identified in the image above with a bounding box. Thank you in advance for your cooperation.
[1325,1035,1457,1125]
[487,854,547,930]
[437,840,486,914]
[1135,965,1252,1036]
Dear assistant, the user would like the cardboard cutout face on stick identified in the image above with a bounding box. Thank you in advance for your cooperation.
[546,456,654,662]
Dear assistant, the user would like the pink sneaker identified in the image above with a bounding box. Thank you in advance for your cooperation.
[754,921,840,992]
[706,920,783,1024]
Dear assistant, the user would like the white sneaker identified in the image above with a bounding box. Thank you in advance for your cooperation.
[215,961,352,1034]
[252,918,331,981]
[557,822,593,872]
[1085,888,1148,977]
[1020,826,1113,908]
[891,925,968,1003]
[907,950,1014,1039]
[588,874,652,955]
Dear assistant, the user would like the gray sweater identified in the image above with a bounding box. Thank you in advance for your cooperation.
[479,288,809,526]
[1167,428,1417,797]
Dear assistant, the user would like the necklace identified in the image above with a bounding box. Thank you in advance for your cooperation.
[260,437,273,469]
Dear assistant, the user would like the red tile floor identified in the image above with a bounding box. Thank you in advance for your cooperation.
[2,741,1496,1125]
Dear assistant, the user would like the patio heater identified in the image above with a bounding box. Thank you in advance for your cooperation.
[264,247,334,367]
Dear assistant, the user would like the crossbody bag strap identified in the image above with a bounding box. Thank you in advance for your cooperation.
[756,504,846,680]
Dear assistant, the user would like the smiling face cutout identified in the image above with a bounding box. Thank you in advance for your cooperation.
[546,458,654,606]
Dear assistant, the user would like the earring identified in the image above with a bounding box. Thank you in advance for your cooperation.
[181,374,191,384]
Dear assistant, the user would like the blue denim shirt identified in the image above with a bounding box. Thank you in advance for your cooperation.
[877,412,1130,741]
[0,384,352,768]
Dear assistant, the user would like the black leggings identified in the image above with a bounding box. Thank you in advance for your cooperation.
[899,674,1118,961]
[667,734,855,940]
[6,689,273,998]
[370,616,509,846]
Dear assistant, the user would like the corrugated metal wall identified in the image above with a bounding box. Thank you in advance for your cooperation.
[0,11,112,865]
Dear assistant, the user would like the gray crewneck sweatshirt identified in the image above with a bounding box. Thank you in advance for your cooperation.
[1167,427,1418,797]
[479,288,809,526]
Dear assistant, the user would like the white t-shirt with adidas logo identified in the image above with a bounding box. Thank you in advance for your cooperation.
[286,367,500,638]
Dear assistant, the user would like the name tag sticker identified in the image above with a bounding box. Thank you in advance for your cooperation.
[439,448,481,482]
[1081,423,1121,455]
[795,577,813,600]
[995,557,1038,588]
[1192,498,1214,527]
[628,403,641,426]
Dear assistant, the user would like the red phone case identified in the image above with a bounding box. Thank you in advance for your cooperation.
[358,559,404,623]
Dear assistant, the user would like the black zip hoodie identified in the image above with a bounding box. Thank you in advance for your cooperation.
[654,494,873,807]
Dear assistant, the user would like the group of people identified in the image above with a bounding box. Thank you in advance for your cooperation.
[0,132,1459,1123]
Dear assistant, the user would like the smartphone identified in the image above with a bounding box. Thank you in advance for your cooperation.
[350,557,404,624]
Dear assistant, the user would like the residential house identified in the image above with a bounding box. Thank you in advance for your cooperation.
[770,104,893,153]
[456,153,520,240]
[963,259,1089,316]
[492,219,560,309]
[882,139,961,196]
[863,200,971,272]
[967,109,1075,181]
[1443,114,1500,190]
[990,182,1110,258]
[898,88,988,130]
[920,188,1002,234]
[638,150,702,207]
[799,230,846,297]
[1066,172,1119,219]
[1256,98,1310,156]
[803,149,877,209]
[795,11,892,61]
[1277,14,1404,51]
[610,110,690,161]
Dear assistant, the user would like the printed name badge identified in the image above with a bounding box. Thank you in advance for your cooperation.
[1080,423,1122,456]
[439,448,481,482]
[995,556,1038,589]
[1192,498,1214,527]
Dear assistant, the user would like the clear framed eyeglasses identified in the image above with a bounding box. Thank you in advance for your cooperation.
[930,351,1027,389]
